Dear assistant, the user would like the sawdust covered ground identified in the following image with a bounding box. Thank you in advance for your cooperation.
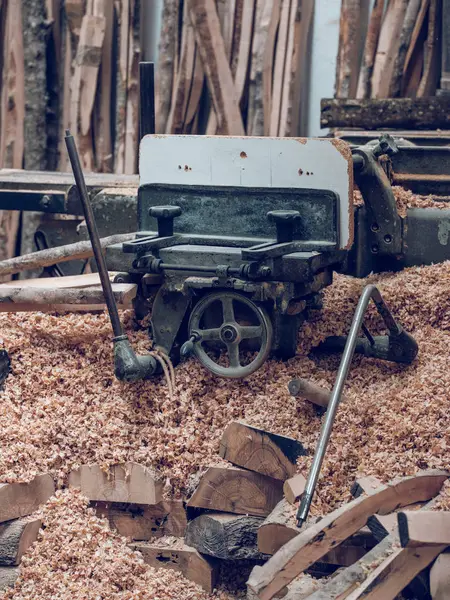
[1,261,450,597]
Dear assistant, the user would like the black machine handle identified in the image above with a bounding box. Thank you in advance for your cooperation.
[267,210,301,243]
[295,284,418,527]
[149,205,182,237]
[64,130,156,382]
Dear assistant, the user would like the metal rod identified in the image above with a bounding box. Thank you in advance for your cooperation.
[64,130,124,338]
[296,284,379,526]
[139,62,155,138]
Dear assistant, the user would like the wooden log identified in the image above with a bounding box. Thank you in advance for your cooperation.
[430,553,450,600]
[0,519,41,566]
[94,500,187,539]
[247,470,448,599]
[130,540,219,593]
[356,0,384,99]
[0,283,137,307]
[320,98,450,130]
[388,0,421,97]
[335,0,362,98]
[0,233,136,278]
[283,474,306,505]
[398,511,450,547]
[0,567,19,590]
[68,463,163,505]
[0,475,55,523]
[185,512,267,560]
[371,0,408,98]
[218,421,306,481]
[187,0,245,135]
[288,378,348,408]
[187,466,283,517]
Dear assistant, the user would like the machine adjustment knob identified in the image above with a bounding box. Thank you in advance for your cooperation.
[372,134,399,158]
[267,210,301,243]
[148,205,182,237]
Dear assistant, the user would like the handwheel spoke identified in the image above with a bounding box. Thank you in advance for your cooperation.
[221,297,235,323]
[227,343,241,368]
[198,328,222,342]
[239,325,263,340]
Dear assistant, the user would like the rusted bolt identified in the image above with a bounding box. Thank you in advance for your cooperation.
[298,169,303,175]
[240,151,247,158]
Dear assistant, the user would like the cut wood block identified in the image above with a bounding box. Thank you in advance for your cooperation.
[430,553,450,600]
[0,475,55,523]
[0,272,119,289]
[288,378,347,408]
[0,518,41,566]
[0,566,19,590]
[219,421,306,481]
[247,469,448,599]
[187,466,283,517]
[131,540,219,593]
[350,475,383,498]
[398,511,450,547]
[185,512,267,560]
[283,475,306,505]
[68,463,163,505]
[94,500,187,539]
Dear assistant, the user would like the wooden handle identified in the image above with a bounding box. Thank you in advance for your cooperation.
[288,378,347,408]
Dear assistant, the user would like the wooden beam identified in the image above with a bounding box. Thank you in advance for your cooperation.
[187,466,283,517]
[268,0,288,136]
[124,0,141,174]
[68,463,163,505]
[388,0,421,97]
[0,475,55,523]
[356,0,384,99]
[94,500,187,539]
[187,0,245,135]
[0,273,120,290]
[441,0,450,90]
[232,0,255,105]
[430,553,450,600]
[156,0,179,133]
[219,421,306,481]
[0,283,137,307]
[398,511,450,547]
[335,0,362,98]
[114,0,130,172]
[0,519,41,566]
[321,98,450,130]
[131,540,219,593]
[417,0,440,97]
[247,470,448,599]
[283,474,306,505]
[95,0,114,172]
[402,0,430,97]
[185,512,267,560]
[0,232,136,278]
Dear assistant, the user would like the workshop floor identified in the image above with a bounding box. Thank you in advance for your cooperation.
[1,259,450,598]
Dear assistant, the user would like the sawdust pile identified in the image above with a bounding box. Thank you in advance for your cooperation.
[353,185,450,217]
[0,488,233,600]
[1,262,450,513]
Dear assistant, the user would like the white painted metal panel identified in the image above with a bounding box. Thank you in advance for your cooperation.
[139,135,354,248]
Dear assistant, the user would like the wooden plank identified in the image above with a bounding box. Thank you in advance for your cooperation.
[0,519,41,566]
[188,0,245,135]
[262,0,280,136]
[269,0,289,136]
[124,0,141,174]
[232,0,255,105]
[0,283,137,307]
[398,511,450,547]
[156,0,179,133]
[114,0,130,172]
[430,553,450,600]
[402,0,430,97]
[218,421,306,480]
[0,303,124,314]
[68,463,163,505]
[417,0,439,97]
[130,540,219,593]
[0,232,136,278]
[388,0,421,97]
[247,470,448,599]
[248,0,274,135]
[0,475,55,523]
[335,0,362,98]
[441,0,450,90]
[94,500,187,539]
[95,0,114,172]
[278,0,297,137]
[185,512,267,560]
[371,0,408,98]
[290,0,314,136]
[321,97,450,130]
[187,466,283,517]
[356,0,384,99]
[283,474,306,505]
[0,273,119,289]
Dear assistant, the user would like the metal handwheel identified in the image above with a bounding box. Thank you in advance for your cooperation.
[188,291,273,378]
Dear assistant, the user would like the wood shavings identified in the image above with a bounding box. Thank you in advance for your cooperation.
[353,185,449,217]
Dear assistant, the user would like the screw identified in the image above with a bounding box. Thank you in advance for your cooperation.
[40,195,51,209]
[371,223,380,232]
[384,234,392,244]
[371,244,379,254]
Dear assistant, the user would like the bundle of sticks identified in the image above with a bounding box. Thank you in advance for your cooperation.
[156,0,314,137]
[336,0,448,100]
